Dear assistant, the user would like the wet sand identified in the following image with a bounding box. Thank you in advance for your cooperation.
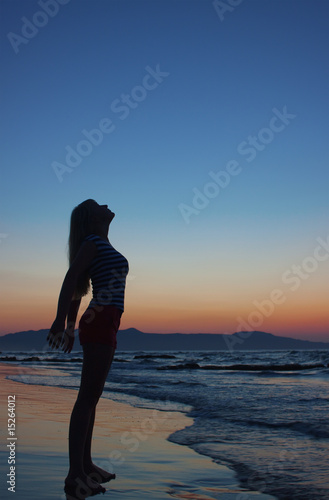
[0,363,276,499]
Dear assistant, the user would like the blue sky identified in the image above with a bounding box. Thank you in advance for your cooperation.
[0,0,328,339]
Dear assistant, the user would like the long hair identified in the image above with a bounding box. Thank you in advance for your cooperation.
[68,199,96,298]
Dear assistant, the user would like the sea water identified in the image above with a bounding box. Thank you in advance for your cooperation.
[3,349,329,500]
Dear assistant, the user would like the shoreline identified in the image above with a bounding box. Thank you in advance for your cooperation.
[0,362,276,499]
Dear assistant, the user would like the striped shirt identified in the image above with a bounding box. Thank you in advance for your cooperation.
[85,234,129,311]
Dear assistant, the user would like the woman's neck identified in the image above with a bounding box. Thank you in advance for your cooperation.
[93,222,110,241]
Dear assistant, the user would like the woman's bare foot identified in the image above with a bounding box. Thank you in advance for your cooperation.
[84,463,116,484]
[64,473,106,497]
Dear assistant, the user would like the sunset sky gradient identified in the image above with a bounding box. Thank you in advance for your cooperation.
[1,0,328,341]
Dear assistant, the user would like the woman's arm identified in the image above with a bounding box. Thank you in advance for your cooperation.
[47,240,97,351]
[62,298,81,353]
[53,268,80,324]
[67,298,81,332]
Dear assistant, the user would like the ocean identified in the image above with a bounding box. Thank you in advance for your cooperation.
[2,349,329,500]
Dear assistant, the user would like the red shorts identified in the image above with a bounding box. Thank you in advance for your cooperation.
[78,305,122,347]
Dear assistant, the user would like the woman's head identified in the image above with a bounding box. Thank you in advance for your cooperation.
[68,199,114,297]
[70,199,114,234]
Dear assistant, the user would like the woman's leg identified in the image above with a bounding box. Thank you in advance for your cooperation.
[65,343,115,489]
[83,405,116,483]
[83,407,96,471]
[82,347,116,480]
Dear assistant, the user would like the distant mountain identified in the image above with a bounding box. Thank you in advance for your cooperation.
[0,328,328,352]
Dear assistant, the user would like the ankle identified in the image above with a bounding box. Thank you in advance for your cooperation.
[65,470,85,483]
[83,460,93,469]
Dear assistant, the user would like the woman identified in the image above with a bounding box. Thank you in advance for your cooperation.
[47,199,129,497]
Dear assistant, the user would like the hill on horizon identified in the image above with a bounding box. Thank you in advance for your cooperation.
[0,328,328,352]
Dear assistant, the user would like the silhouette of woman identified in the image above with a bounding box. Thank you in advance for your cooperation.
[47,199,129,497]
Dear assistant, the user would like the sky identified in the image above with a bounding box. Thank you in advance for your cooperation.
[0,0,328,341]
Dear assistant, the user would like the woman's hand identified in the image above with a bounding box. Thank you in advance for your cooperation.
[61,322,75,354]
[47,319,76,353]
[47,318,65,350]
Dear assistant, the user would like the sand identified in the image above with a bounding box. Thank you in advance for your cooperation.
[0,363,276,500]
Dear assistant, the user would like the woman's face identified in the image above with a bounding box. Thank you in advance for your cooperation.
[91,201,115,222]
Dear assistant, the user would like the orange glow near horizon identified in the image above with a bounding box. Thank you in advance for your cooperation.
[1,292,328,343]
[0,257,328,342]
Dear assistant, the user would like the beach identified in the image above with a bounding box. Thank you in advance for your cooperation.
[0,362,276,500]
